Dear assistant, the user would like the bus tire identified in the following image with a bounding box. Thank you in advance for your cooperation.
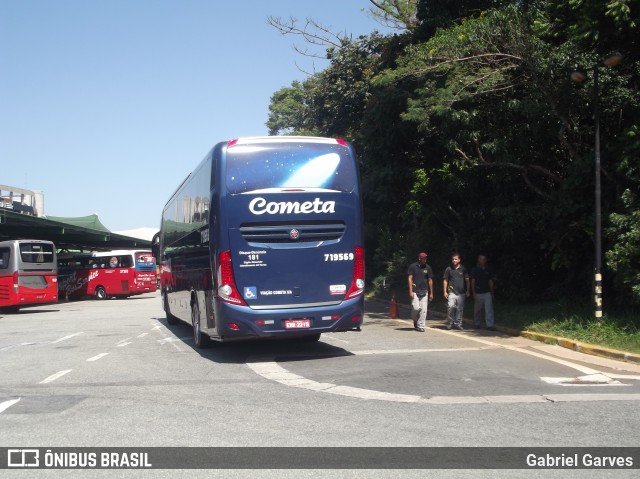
[191,300,211,348]
[94,286,107,300]
[163,294,179,325]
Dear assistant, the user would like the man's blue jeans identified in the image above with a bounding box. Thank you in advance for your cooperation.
[447,292,465,327]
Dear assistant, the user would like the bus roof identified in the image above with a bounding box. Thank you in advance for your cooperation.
[227,136,347,146]
[92,249,151,257]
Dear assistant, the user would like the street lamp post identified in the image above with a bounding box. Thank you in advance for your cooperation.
[571,53,622,321]
[593,63,603,320]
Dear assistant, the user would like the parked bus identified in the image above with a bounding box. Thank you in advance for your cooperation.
[58,250,157,300]
[0,239,58,313]
[156,136,364,346]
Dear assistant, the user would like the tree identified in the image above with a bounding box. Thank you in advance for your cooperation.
[265,1,640,306]
[266,80,316,136]
[367,0,420,30]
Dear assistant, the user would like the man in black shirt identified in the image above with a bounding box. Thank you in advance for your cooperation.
[443,253,470,330]
[407,252,434,332]
[470,254,496,330]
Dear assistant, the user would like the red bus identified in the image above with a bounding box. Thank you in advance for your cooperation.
[58,250,157,300]
[0,239,58,313]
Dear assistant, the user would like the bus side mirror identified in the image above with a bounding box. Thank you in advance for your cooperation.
[151,232,160,259]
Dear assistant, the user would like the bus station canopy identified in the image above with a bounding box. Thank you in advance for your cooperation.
[0,210,152,251]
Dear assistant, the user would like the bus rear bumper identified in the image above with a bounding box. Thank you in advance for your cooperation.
[213,297,364,341]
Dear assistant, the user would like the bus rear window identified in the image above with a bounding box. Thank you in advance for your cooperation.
[0,247,9,269]
[19,243,54,264]
[226,142,356,194]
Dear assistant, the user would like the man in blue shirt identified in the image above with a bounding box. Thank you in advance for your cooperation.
[471,254,496,330]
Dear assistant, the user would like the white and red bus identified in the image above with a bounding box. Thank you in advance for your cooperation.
[0,239,58,313]
[58,250,157,300]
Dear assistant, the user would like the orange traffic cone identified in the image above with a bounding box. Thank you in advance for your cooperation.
[390,292,398,319]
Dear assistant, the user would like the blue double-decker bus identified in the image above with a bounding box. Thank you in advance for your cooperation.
[156,136,364,346]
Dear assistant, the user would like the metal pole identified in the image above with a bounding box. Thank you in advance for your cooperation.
[593,64,603,320]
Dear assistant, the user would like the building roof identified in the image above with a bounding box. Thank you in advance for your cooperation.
[0,210,151,251]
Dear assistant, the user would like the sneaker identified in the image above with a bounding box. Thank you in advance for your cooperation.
[455,324,464,330]
[418,327,425,332]
[446,324,452,330]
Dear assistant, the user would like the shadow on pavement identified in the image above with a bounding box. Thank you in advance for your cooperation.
[158,317,353,365]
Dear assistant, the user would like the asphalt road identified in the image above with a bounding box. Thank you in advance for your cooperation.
[1,292,639,478]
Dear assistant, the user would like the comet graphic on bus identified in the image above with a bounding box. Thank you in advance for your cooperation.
[281,152,341,189]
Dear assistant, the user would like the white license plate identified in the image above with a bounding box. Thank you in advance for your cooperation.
[284,319,311,329]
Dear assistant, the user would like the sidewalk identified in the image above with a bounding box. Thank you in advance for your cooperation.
[367,297,640,365]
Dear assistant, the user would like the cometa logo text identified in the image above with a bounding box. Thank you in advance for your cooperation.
[249,197,336,215]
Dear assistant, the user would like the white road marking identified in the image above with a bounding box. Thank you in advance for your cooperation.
[246,326,640,403]
[157,337,191,345]
[353,347,498,355]
[137,333,148,338]
[86,353,109,362]
[50,332,84,344]
[0,398,21,413]
[605,373,640,380]
[39,370,72,384]
[540,374,625,386]
[116,342,132,348]
[247,358,640,404]
[430,327,602,375]
[116,338,131,344]
[0,342,39,351]
[322,335,350,344]
[150,322,186,351]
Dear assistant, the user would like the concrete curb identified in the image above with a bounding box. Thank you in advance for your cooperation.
[367,297,640,365]
[516,330,640,363]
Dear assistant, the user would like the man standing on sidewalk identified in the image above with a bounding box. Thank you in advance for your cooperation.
[407,252,434,332]
[471,254,496,331]
[443,253,470,330]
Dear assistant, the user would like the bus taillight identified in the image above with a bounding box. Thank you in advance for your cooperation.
[13,271,19,293]
[345,246,364,299]
[217,250,246,306]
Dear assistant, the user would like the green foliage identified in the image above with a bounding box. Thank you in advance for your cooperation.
[267,0,640,313]
[266,81,306,136]
[367,0,420,30]
[606,189,640,304]
[540,0,639,55]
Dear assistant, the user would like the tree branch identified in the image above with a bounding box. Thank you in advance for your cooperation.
[454,142,559,202]
[267,16,347,52]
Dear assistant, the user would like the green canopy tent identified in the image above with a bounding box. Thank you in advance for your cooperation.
[0,210,151,251]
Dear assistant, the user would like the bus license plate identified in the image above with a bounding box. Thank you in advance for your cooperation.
[284,319,311,329]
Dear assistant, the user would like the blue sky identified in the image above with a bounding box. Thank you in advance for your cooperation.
[0,0,390,233]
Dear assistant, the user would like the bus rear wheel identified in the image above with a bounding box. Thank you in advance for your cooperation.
[163,294,179,325]
[95,286,107,300]
[191,300,211,349]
